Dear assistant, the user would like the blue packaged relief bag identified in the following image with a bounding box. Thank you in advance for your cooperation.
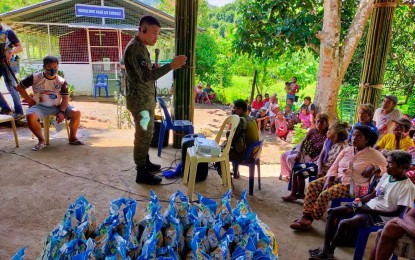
[138,191,164,253]
[38,195,96,260]
[11,247,25,260]
[216,190,234,226]
[93,197,139,259]
[164,190,190,229]
[196,194,217,227]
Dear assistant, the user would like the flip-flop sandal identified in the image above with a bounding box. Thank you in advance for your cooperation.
[282,195,298,202]
[290,221,312,231]
[69,140,85,145]
[32,143,46,151]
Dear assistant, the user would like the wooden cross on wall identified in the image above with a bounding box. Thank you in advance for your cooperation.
[95,30,105,46]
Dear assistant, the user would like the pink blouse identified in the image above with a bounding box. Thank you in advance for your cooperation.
[326,146,387,187]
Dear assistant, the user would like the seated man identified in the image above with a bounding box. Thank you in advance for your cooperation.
[309,150,415,260]
[375,118,414,156]
[370,207,415,260]
[255,107,270,134]
[217,99,259,178]
[202,83,216,104]
[16,56,84,151]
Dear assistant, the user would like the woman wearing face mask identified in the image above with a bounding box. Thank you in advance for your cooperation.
[16,56,84,151]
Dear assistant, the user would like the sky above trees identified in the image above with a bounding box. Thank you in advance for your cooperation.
[208,0,235,7]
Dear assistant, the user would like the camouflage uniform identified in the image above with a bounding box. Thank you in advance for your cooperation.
[123,36,171,167]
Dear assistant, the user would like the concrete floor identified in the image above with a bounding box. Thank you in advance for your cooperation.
[0,124,373,259]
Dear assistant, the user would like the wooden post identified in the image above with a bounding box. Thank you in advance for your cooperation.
[173,0,198,148]
[356,0,397,120]
[250,70,258,104]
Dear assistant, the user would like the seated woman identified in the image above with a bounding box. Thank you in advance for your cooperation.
[298,105,314,129]
[282,121,349,201]
[250,94,264,116]
[347,103,378,143]
[290,125,387,231]
[279,113,329,181]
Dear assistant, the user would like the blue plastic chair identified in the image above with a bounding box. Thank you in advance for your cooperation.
[353,206,408,260]
[230,140,264,195]
[94,74,109,98]
[157,97,194,157]
[329,179,409,260]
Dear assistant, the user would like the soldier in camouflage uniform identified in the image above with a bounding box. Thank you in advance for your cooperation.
[123,15,187,185]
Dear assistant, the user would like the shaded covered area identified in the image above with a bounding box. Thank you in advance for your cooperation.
[0,0,176,95]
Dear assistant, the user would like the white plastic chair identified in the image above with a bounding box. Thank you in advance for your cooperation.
[0,114,19,147]
[183,115,240,200]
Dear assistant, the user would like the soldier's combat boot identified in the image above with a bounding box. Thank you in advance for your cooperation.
[136,166,162,185]
[146,155,161,172]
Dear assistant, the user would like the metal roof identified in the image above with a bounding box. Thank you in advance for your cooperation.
[0,0,178,37]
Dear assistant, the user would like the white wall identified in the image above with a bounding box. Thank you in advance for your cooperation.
[59,64,93,95]
[156,70,173,95]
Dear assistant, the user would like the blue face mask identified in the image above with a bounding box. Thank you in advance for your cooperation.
[45,69,57,76]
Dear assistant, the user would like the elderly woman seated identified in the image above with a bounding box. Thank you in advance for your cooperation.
[279,113,329,181]
[347,103,378,143]
[290,125,387,231]
[282,121,349,201]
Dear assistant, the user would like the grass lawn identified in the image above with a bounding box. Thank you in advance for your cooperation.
[217,75,317,108]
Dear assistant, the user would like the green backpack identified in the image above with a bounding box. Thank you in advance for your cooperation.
[232,117,248,154]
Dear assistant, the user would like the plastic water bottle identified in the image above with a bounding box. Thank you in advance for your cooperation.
[53,119,63,132]
[352,198,362,212]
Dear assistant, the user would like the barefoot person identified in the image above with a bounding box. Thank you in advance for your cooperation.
[123,15,187,185]
[16,56,84,151]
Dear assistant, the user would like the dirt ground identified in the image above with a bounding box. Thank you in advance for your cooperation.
[0,96,366,259]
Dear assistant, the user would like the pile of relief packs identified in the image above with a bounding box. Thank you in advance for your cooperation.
[12,190,278,260]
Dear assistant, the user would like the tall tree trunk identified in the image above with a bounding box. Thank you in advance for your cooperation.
[314,0,342,120]
[315,0,374,121]
[173,0,198,148]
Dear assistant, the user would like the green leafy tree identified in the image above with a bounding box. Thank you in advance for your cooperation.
[384,5,415,115]
[195,32,219,84]
[234,0,374,120]
[0,0,42,13]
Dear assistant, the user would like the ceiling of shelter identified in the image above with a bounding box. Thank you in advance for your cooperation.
[0,0,176,38]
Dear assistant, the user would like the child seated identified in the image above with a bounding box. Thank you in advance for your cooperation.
[298,105,314,129]
[274,111,288,139]
[194,83,204,103]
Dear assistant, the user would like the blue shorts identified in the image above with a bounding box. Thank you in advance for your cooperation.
[26,104,76,120]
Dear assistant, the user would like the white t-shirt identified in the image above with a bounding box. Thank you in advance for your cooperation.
[21,72,68,107]
[366,173,415,222]
[373,108,403,138]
